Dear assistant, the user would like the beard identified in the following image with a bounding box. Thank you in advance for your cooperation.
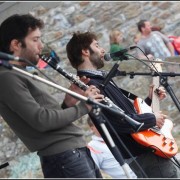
[20,48,39,66]
[89,49,104,69]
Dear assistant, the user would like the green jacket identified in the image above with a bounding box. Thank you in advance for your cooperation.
[110,44,124,61]
[0,66,89,156]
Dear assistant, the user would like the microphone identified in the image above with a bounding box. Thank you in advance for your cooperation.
[0,52,23,61]
[104,46,136,61]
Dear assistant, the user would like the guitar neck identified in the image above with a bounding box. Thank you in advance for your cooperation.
[151,60,163,113]
[152,77,160,112]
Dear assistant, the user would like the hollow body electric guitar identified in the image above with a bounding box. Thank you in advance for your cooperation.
[132,60,178,158]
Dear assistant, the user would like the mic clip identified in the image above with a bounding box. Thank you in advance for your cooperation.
[119,54,129,60]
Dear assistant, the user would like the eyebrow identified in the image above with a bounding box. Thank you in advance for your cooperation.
[32,36,41,39]
[94,41,99,45]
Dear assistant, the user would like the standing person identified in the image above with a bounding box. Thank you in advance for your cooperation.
[87,117,137,179]
[0,14,105,178]
[136,19,175,60]
[66,31,180,178]
[109,29,124,61]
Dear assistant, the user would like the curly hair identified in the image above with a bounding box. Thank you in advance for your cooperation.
[66,31,97,69]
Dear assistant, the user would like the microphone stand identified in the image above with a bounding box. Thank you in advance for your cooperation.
[100,54,128,89]
[115,70,180,112]
[0,61,145,178]
[91,59,148,178]
[90,104,134,178]
[0,162,9,170]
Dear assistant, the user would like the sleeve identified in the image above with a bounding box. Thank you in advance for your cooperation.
[0,73,89,132]
[155,31,171,45]
[129,112,156,131]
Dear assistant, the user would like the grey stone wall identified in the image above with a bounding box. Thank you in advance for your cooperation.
[0,1,180,178]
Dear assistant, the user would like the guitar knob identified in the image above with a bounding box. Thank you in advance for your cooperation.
[170,145,175,151]
[162,137,167,141]
[163,140,168,146]
[170,141,174,145]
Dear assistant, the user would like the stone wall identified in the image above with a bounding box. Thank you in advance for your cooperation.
[0,1,180,178]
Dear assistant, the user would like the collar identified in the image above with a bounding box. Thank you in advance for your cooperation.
[91,135,105,143]
[78,69,107,77]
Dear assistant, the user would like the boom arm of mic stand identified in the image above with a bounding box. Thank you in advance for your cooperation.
[87,98,144,132]
[116,70,180,79]
[115,70,180,112]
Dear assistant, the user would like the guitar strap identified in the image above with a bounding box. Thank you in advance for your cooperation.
[110,79,138,101]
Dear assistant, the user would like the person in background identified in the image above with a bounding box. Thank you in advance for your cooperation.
[66,31,180,178]
[0,14,105,178]
[151,26,179,56]
[109,29,124,60]
[87,117,137,179]
[136,19,175,60]
[133,33,141,45]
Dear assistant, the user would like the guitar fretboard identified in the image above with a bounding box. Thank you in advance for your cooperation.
[151,61,162,112]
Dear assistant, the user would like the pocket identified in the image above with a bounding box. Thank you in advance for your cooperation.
[60,149,96,178]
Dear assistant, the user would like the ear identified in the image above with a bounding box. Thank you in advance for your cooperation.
[82,49,89,56]
[9,39,21,52]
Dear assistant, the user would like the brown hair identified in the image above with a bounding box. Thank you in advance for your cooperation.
[0,14,44,54]
[137,19,147,32]
[66,31,97,69]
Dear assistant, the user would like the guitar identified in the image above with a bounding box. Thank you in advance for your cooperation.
[132,59,178,158]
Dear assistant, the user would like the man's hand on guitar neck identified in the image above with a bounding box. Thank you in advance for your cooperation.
[148,84,167,101]
[154,111,167,129]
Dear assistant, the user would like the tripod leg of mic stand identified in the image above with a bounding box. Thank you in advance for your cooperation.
[91,105,133,178]
[122,163,134,178]
[0,162,9,169]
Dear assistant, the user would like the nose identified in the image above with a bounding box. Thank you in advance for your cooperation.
[101,47,105,54]
[39,40,44,52]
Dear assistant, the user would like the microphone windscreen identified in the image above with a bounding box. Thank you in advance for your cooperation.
[104,53,111,61]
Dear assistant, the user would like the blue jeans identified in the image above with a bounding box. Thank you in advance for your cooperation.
[39,147,102,178]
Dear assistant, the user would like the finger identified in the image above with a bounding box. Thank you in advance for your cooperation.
[149,84,154,88]
[80,76,90,84]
